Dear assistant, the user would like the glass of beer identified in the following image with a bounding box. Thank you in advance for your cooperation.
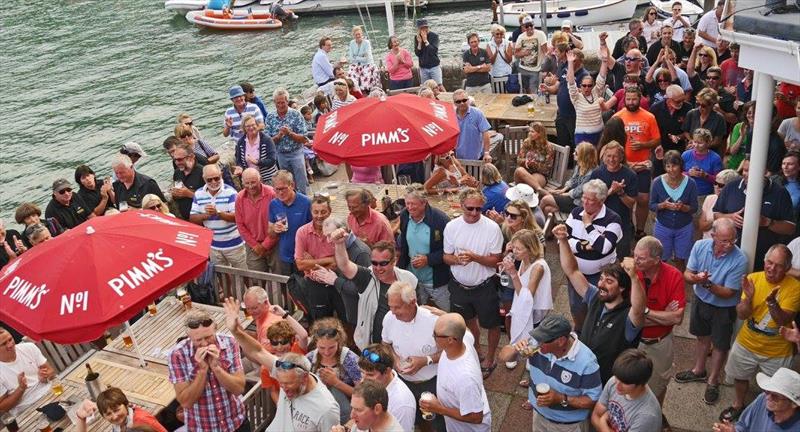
[49,376,64,397]
[420,392,436,421]
[241,303,251,319]
[516,338,540,358]
[527,103,535,117]
[177,287,191,310]
[147,303,157,317]
[2,413,19,432]
[37,419,52,432]
[535,383,550,397]
[123,334,133,348]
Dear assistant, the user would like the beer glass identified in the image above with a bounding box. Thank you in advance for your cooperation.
[123,334,133,348]
[50,376,64,397]
[420,392,436,421]
[147,303,157,317]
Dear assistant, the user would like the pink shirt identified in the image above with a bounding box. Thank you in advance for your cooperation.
[235,185,277,250]
[350,166,383,183]
[294,222,335,261]
[348,208,394,246]
[385,49,413,81]
[245,134,260,169]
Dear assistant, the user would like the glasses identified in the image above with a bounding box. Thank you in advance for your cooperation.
[371,260,391,267]
[624,57,642,62]
[270,338,292,346]
[522,23,533,28]
[146,205,161,211]
[57,189,73,195]
[362,349,383,364]
[315,328,338,338]
[186,318,213,329]
[697,53,709,57]
[648,12,656,15]
[204,176,221,183]
[706,76,721,81]
[715,182,725,188]
[580,84,593,88]
[454,99,469,104]
[463,205,482,212]
[433,332,452,339]
[275,360,307,371]
[505,212,520,220]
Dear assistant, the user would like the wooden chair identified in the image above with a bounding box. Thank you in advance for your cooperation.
[499,125,529,180]
[459,159,484,184]
[243,379,273,431]
[546,143,570,188]
[491,75,509,94]
[387,86,422,96]
[36,340,95,374]
[213,266,290,307]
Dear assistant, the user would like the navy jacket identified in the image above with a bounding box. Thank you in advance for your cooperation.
[398,204,450,288]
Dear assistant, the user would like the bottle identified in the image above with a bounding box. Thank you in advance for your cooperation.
[544,88,550,104]
[85,363,102,401]
[85,364,99,381]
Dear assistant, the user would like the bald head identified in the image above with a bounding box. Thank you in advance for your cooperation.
[203,164,221,177]
[435,313,467,340]
[242,168,260,183]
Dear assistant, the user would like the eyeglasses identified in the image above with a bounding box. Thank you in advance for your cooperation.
[371,260,392,267]
[204,176,221,183]
[697,53,709,57]
[454,99,469,104]
[315,328,338,338]
[715,182,725,188]
[463,205,482,212]
[146,205,161,211]
[362,349,383,364]
[580,84,593,88]
[186,318,213,329]
[57,189,73,195]
[706,76,721,81]
[433,332,452,339]
[275,360,307,372]
[648,12,656,15]
[505,212,520,219]
[624,57,642,62]
[270,338,292,346]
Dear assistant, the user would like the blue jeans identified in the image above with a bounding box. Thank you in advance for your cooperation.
[419,65,442,85]
[389,78,414,90]
[277,150,308,194]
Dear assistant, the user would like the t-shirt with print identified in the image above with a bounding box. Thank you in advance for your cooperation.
[613,108,661,163]
[736,273,800,358]
[267,368,340,432]
[598,377,662,432]
[517,30,547,72]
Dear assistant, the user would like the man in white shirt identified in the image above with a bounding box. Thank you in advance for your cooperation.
[443,188,503,378]
[0,329,55,416]
[663,1,692,43]
[358,342,416,432]
[419,313,491,431]
[697,0,725,48]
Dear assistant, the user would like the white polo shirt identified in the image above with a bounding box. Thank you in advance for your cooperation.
[443,215,503,286]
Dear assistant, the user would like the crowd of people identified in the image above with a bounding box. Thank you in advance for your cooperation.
[2,1,800,431]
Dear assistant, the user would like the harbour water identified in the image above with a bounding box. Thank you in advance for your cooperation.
[0,0,646,223]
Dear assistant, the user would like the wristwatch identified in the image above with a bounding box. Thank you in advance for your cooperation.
[282,311,289,320]
[560,394,569,408]
[425,356,433,366]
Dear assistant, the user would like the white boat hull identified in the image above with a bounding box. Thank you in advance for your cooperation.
[186,10,283,30]
[502,0,638,28]
[165,0,262,15]
[651,0,703,22]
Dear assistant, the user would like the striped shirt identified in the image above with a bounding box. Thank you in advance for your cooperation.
[568,73,606,134]
[564,205,622,276]
[224,102,264,143]
[528,335,602,424]
[191,184,243,250]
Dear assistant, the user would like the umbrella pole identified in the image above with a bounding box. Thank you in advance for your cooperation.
[392,164,398,198]
[126,321,148,368]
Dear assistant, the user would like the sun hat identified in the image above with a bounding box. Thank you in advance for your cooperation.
[228,85,245,99]
[416,19,429,28]
[522,16,534,25]
[506,183,539,208]
[756,368,800,406]
[121,141,147,158]
[561,20,573,29]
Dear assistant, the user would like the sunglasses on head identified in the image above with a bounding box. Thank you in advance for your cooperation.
[334,82,347,87]
[275,360,307,371]
[315,327,338,338]
[371,260,391,267]
[454,98,469,104]
[58,188,73,195]
[270,338,292,346]
[187,318,214,329]
[362,349,385,365]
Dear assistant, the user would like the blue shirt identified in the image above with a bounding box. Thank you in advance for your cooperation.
[252,95,268,119]
[312,48,334,85]
[681,150,723,195]
[405,219,432,285]
[266,108,308,154]
[528,337,602,423]
[268,194,312,263]
[482,182,509,213]
[686,239,747,307]
[736,393,800,432]
[589,165,638,227]
[785,178,800,210]
[455,106,490,160]
[649,175,698,229]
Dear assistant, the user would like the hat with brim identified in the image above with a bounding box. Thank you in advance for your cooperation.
[522,16,534,25]
[506,183,539,208]
[121,141,147,158]
[229,85,245,99]
[756,368,800,406]
[52,178,71,193]
[561,20,573,29]
[530,314,571,343]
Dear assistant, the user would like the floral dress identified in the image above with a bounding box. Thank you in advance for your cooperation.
[517,141,555,175]
[347,39,381,93]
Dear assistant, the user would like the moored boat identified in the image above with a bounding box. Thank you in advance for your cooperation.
[502,0,638,28]
[650,0,703,22]
[165,0,260,14]
[186,9,283,30]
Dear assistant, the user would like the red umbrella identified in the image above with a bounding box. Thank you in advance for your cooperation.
[312,93,459,166]
[0,210,212,344]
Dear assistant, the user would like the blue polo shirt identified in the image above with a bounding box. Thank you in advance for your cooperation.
[405,219,432,285]
[268,193,312,263]
[686,239,748,307]
[482,181,509,213]
[528,336,602,424]
[735,393,800,432]
[456,106,491,160]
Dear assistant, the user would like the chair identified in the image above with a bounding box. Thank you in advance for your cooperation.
[546,143,570,188]
[499,125,529,180]
[36,340,95,374]
[459,159,484,184]
[491,75,508,94]
[387,86,422,96]
[243,378,273,431]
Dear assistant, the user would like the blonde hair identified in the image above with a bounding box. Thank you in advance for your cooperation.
[575,141,598,176]
[694,46,718,69]
[502,200,540,240]
[352,25,363,37]
[510,229,544,261]
[142,194,169,215]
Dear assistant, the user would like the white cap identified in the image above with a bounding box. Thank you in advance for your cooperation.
[756,368,800,406]
[561,20,573,29]
[522,16,533,25]
[121,141,147,158]
[505,183,539,208]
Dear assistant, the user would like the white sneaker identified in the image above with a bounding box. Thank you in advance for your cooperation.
[505,361,517,369]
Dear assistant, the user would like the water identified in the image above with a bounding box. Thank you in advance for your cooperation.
[0,0,493,223]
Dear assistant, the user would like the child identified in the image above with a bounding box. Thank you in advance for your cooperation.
[300,104,317,183]
[76,387,166,432]
[261,320,307,403]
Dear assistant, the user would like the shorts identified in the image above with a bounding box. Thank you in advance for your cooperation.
[689,295,737,351]
[554,194,576,214]
[574,131,602,147]
[724,341,794,383]
[448,277,502,328]
[653,221,694,260]
[417,283,451,312]
[638,332,674,397]
[634,168,652,193]
[401,376,446,432]
[500,286,514,303]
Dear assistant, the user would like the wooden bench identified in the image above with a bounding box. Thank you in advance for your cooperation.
[36,339,95,374]
[213,265,291,307]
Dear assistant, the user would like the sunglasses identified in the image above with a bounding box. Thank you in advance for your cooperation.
[698,53,709,57]
[146,205,161,211]
[706,76,721,81]
[648,12,656,15]
[315,328,338,338]
[580,84,593,88]
[270,338,292,346]
[204,176,221,183]
[371,260,392,267]
[362,349,383,364]
[505,212,520,219]
[275,360,307,371]
[454,99,469,104]
[624,57,641,62]
[187,318,214,329]
[715,182,725,188]
[463,205,482,212]
[57,189,73,195]
[185,121,193,126]
[433,332,452,339]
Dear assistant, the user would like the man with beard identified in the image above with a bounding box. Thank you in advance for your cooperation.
[74,165,115,216]
[554,223,646,384]
[589,142,638,257]
[171,144,205,220]
[675,219,747,405]
[613,86,661,240]
[45,178,93,229]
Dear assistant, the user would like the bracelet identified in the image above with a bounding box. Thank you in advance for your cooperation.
[282,311,290,320]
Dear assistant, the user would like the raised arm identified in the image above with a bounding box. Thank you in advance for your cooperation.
[686,44,699,78]
[222,297,276,369]
[331,228,358,279]
[553,224,591,299]
[622,257,646,328]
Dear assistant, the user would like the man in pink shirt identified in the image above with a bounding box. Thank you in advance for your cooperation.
[294,195,343,321]
[346,189,394,247]
[235,168,277,272]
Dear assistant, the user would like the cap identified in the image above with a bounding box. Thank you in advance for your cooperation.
[228,85,245,99]
[756,368,800,406]
[506,183,539,208]
[530,314,572,343]
[522,16,534,25]
[52,178,71,193]
[120,141,147,158]
[416,19,429,28]
[561,20,573,29]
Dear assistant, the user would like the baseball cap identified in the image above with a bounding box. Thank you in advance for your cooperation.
[52,178,72,193]
[120,141,147,158]
[561,20,573,29]
[522,16,533,25]
[756,368,800,406]
[416,19,428,28]
[530,314,572,343]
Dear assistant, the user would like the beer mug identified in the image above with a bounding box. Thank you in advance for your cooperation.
[527,103,535,116]
[535,383,551,397]
[122,334,133,349]
[517,338,540,358]
[50,376,64,397]
[420,391,436,421]
[147,303,157,317]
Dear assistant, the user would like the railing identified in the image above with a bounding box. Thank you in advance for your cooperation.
[243,379,273,432]
[213,265,291,309]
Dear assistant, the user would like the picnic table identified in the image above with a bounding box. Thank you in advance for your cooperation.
[438,92,557,134]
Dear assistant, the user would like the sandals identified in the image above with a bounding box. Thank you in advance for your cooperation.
[521,400,533,410]
[519,379,530,388]
[481,363,497,380]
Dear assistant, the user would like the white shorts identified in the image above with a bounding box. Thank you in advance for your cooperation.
[724,340,793,383]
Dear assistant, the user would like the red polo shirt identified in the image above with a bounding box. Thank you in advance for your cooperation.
[347,208,394,246]
[235,184,277,250]
[294,222,335,261]
[637,262,686,339]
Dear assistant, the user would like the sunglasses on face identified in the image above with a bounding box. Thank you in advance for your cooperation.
[648,12,656,15]
[706,75,721,81]
[270,338,292,346]
[463,205,482,212]
[371,260,392,267]
[187,318,214,329]
[146,204,161,211]
[624,57,641,62]
[433,332,453,339]
[315,327,338,338]
[275,360,307,371]
[580,84,593,88]
[505,212,520,219]
[58,189,73,195]
[715,182,725,188]
[698,53,709,57]
[204,176,221,183]
[185,121,193,126]
[454,99,469,104]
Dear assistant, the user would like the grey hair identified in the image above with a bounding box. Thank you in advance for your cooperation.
[273,169,294,185]
[582,179,609,201]
[368,88,386,98]
[245,286,269,303]
[766,244,793,269]
[322,215,349,232]
[404,184,428,203]
[27,224,49,243]
[111,154,133,169]
[277,352,312,376]
[710,218,737,237]
[184,309,213,327]
[202,164,221,177]
[386,281,417,304]
[273,87,290,101]
[665,84,684,99]
[418,88,435,98]
[635,236,663,260]
[345,188,370,204]
[715,169,739,186]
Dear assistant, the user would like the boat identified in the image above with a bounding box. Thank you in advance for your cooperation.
[186,9,283,30]
[650,0,703,22]
[165,0,260,14]
[167,0,470,16]
[502,0,638,28]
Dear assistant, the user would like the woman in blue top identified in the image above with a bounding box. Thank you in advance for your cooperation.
[682,128,723,196]
[347,26,381,93]
[650,150,698,271]
[480,163,510,213]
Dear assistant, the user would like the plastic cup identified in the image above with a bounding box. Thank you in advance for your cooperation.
[420,391,436,421]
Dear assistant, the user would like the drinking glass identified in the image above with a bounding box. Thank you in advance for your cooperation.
[118,201,129,212]
[420,392,436,421]
[147,303,157,317]
[1,413,19,432]
[49,376,64,397]
[122,334,133,349]
[174,180,184,190]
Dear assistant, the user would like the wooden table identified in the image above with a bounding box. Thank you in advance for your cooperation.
[13,351,168,432]
[314,181,464,220]
[439,92,557,133]
[104,297,251,366]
